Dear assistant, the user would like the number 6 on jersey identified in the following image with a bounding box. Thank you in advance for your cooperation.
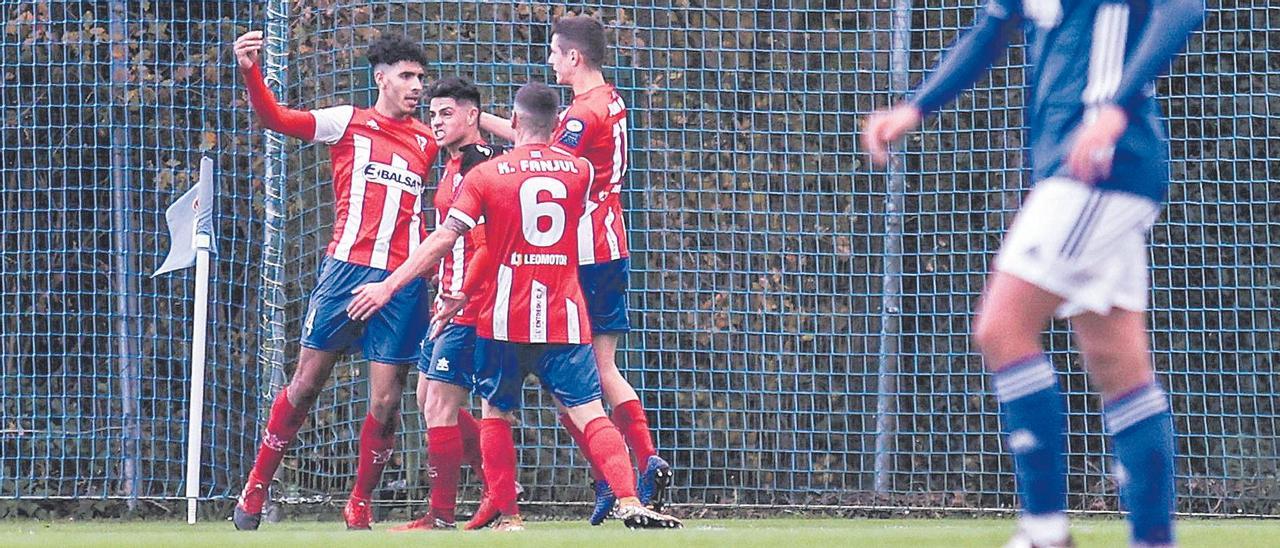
[446,145,596,344]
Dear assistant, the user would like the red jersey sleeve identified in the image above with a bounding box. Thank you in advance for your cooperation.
[241,63,316,140]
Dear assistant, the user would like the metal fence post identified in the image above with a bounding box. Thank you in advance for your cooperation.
[874,0,913,495]
[108,0,141,510]
[256,0,292,457]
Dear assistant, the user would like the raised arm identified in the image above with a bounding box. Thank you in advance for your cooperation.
[234,31,317,140]
[479,112,516,142]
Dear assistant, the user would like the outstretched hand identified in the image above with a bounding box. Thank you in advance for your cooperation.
[432,291,469,326]
[861,105,923,167]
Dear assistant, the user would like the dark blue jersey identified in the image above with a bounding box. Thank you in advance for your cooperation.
[909,0,1204,202]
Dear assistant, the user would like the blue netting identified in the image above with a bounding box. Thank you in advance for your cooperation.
[0,1,264,501]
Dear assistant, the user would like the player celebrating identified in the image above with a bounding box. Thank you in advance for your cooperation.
[390,76,500,532]
[348,81,682,531]
[482,15,671,523]
[230,31,439,531]
[863,1,1203,547]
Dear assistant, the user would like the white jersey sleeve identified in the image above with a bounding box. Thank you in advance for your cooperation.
[309,105,355,145]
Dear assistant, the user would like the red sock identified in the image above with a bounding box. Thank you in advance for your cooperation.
[611,399,657,469]
[559,413,605,481]
[248,388,308,487]
[456,409,484,475]
[426,426,462,522]
[351,413,396,501]
[479,418,520,515]
[582,416,638,499]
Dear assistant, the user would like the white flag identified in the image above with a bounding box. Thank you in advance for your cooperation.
[153,157,216,277]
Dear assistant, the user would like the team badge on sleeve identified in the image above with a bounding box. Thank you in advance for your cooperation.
[558,118,586,148]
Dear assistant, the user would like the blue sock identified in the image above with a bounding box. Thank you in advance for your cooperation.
[1105,383,1176,546]
[993,354,1067,517]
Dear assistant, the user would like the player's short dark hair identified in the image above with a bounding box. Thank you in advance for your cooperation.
[366,34,429,70]
[426,76,481,108]
[513,81,559,135]
[551,16,607,69]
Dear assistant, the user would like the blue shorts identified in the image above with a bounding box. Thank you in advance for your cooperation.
[419,323,478,390]
[300,256,431,365]
[473,339,602,412]
[578,258,631,334]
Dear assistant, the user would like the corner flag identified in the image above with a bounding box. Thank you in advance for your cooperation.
[153,157,216,277]
[151,156,217,524]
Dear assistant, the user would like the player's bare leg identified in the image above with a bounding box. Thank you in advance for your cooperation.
[972,273,1063,369]
[973,272,1074,548]
[593,332,672,510]
[343,361,409,530]
[1071,310,1155,400]
[1074,309,1175,545]
[234,347,341,531]
[563,399,682,529]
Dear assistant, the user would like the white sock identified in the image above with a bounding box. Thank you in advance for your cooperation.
[1020,512,1070,545]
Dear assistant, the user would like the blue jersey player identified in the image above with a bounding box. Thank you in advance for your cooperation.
[864,1,1204,546]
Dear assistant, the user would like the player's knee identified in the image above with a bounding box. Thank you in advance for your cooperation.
[971,313,1006,354]
[369,391,402,419]
[1080,344,1136,376]
[423,393,459,426]
[286,377,325,407]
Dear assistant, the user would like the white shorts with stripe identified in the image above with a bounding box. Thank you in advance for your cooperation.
[993,178,1161,318]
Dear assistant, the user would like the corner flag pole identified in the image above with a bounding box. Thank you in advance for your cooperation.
[185,157,215,524]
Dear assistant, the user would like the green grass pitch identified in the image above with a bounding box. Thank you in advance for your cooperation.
[1,518,1277,547]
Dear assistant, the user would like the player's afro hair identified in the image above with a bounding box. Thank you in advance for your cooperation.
[366,34,429,70]
[426,76,481,107]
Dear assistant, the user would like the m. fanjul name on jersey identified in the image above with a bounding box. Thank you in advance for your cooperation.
[496,159,581,175]
[509,252,569,266]
[363,161,424,194]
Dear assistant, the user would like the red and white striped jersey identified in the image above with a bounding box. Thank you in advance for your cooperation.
[432,147,487,327]
[446,144,595,344]
[311,106,439,271]
[551,84,629,266]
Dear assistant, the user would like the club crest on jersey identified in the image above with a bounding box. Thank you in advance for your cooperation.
[416,134,430,151]
[451,173,464,193]
[558,118,585,148]
[365,118,381,131]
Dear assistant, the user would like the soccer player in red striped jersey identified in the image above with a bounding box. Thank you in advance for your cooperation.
[481,16,671,523]
[389,76,501,532]
[349,82,682,531]
[230,31,439,531]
